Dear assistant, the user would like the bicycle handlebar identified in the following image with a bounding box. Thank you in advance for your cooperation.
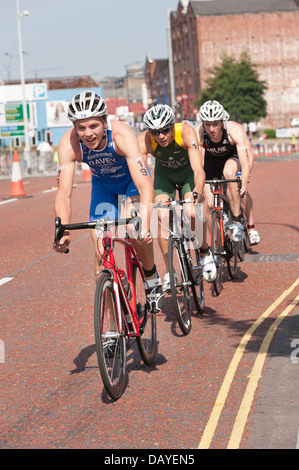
[53,215,142,252]
[205,177,242,190]
[153,191,198,209]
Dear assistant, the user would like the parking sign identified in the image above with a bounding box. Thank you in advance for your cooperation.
[33,84,47,100]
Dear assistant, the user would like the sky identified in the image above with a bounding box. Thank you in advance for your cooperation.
[1,0,183,82]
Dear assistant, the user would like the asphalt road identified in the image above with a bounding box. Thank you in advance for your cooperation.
[0,157,299,451]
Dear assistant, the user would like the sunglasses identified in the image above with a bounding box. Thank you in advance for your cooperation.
[151,125,173,136]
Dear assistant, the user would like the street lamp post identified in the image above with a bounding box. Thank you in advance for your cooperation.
[16,0,30,171]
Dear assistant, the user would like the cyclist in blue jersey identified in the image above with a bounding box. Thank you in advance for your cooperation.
[54,90,164,314]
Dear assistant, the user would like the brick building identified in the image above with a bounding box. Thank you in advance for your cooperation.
[170,0,299,126]
[145,57,171,107]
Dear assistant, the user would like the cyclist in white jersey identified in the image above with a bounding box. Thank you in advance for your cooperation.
[54,90,164,313]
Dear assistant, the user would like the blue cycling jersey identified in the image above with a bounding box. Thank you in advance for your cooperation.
[79,117,131,183]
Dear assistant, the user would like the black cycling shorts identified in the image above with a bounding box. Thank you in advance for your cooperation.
[204,154,238,180]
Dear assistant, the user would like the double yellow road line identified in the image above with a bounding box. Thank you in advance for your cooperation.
[198,277,299,449]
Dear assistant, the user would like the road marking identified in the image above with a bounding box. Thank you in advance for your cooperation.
[198,277,299,449]
[0,198,17,205]
[0,277,13,286]
[244,253,299,263]
[227,294,299,449]
[42,188,57,193]
[296,427,299,449]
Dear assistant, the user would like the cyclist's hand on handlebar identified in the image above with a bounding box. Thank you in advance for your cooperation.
[193,189,204,203]
[54,232,70,253]
[240,184,247,198]
[138,228,152,245]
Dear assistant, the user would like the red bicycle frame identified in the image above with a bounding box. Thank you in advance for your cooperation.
[101,230,145,338]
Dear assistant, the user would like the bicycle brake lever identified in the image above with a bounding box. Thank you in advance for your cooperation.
[53,217,69,253]
[193,191,198,203]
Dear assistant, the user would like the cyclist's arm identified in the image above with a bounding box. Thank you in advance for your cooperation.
[244,132,254,176]
[137,130,155,162]
[227,122,250,196]
[54,128,79,251]
[182,124,205,200]
[232,121,255,177]
[114,122,154,236]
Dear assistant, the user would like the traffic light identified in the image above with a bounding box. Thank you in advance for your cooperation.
[14,137,21,148]
[45,130,52,143]
[31,133,37,146]
[37,131,41,141]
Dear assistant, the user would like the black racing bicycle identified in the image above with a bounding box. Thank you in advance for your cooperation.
[205,178,243,296]
[154,184,204,335]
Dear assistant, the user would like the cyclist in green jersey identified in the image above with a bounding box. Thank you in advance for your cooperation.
[138,104,216,290]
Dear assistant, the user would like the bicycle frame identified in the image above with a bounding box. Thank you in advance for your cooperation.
[53,216,146,338]
[154,190,197,282]
[101,231,146,338]
[154,186,203,283]
[206,177,242,247]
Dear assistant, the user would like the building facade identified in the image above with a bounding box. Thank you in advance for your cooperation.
[145,57,171,108]
[170,0,299,126]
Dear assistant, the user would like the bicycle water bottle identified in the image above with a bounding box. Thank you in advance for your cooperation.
[119,269,132,300]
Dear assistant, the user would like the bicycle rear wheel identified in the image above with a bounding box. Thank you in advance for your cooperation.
[134,263,157,365]
[243,226,250,252]
[210,212,223,296]
[94,271,126,400]
[189,243,205,314]
[168,235,192,335]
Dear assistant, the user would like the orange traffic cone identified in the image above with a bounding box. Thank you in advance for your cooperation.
[281,142,285,156]
[3,150,32,199]
[81,162,92,182]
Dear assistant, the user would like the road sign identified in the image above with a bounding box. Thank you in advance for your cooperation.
[33,84,47,99]
[5,103,30,123]
[0,125,25,137]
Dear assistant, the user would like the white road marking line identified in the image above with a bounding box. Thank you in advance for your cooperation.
[0,277,13,286]
[0,199,17,205]
[42,188,57,193]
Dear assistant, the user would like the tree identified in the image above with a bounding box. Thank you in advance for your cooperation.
[195,52,267,123]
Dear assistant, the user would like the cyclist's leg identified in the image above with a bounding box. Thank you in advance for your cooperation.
[203,154,224,242]
[223,157,244,241]
[245,192,260,245]
[89,180,120,281]
[154,172,177,292]
[223,157,241,217]
[125,183,164,314]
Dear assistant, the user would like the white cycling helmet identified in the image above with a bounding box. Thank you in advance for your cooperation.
[67,90,107,122]
[223,109,230,121]
[143,104,175,130]
[199,100,225,121]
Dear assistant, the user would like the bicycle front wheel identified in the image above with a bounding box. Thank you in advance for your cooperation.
[94,271,127,400]
[189,244,205,314]
[134,263,157,365]
[226,208,238,279]
[168,235,192,335]
[211,212,223,296]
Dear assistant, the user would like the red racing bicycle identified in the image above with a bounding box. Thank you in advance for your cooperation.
[53,215,157,401]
